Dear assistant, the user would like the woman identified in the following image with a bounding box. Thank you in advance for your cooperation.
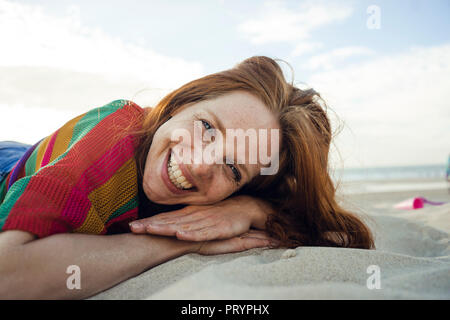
[0,56,374,299]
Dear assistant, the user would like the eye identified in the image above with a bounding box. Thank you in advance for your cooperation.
[201,120,213,131]
[228,164,241,183]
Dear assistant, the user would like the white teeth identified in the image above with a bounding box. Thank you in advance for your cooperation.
[173,169,182,178]
[167,153,193,190]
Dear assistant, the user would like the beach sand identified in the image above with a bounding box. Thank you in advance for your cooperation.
[91,178,450,300]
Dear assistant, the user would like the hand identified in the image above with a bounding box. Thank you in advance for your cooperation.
[190,229,279,256]
[129,195,274,242]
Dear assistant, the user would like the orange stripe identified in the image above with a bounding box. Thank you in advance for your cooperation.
[49,113,85,163]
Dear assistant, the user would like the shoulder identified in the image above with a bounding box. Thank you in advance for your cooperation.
[70,100,145,141]
[92,99,145,120]
[109,99,144,113]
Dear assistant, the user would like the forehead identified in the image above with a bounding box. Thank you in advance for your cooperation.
[196,91,279,130]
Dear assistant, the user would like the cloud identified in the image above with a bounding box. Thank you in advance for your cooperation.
[0,0,205,142]
[237,0,353,45]
[291,42,323,57]
[308,44,450,167]
[305,46,375,70]
[0,0,204,89]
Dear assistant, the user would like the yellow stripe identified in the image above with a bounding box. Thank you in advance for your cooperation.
[74,206,106,234]
[49,113,86,163]
[34,135,52,171]
[89,158,137,223]
[74,158,137,234]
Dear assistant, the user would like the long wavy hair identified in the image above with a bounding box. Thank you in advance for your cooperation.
[131,56,375,249]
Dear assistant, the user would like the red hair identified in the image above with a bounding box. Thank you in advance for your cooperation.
[132,56,375,249]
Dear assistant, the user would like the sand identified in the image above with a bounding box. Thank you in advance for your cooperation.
[91,179,450,300]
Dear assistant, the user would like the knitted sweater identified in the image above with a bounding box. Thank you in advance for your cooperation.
[0,100,145,238]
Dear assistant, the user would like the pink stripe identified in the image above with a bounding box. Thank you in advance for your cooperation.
[60,135,136,228]
[41,129,59,167]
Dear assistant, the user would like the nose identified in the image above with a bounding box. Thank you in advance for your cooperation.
[172,131,224,186]
[189,162,214,181]
[187,130,226,183]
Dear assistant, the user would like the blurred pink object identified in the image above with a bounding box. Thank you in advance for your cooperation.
[394,197,446,210]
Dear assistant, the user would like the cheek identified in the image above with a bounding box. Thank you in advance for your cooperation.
[142,157,156,195]
[151,126,169,150]
[154,120,196,155]
[202,175,235,202]
[144,144,159,177]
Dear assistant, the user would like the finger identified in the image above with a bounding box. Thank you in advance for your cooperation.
[195,233,280,255]
[129,221,146,233]
[154,208,218,225]
[239,230,281,246]
[219,236,272,254]
[144,208,215,228]
[129,207,202,233]
[175,224,227,242]
[179,223,262,242]
[239,237,273,250]
[239,229,270,239]
[147,217,217,237]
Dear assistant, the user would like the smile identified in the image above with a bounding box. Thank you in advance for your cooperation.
[167,152,194,190]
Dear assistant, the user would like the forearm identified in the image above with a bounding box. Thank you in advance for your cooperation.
[1,232,195,299]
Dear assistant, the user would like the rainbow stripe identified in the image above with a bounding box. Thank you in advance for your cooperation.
[0,100,144,238]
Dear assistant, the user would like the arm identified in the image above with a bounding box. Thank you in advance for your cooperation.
[0,230,193,299]
[0,228,275,299]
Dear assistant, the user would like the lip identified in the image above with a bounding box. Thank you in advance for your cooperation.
[171,149,197,188]
[160,149,196,195]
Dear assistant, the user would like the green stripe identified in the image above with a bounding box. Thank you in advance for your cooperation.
[0,175,8,204]
[35,100,129,173]
[25,143,40,176]
[0,177,32,229]
[0,100,129,230]
[68,100,129,148]
[107,196,138,223]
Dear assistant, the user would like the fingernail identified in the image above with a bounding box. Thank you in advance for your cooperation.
[129,222,143,230]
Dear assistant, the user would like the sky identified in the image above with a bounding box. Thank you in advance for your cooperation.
[0,0,449,169]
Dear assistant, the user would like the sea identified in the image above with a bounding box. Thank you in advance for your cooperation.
[332,164,449,194]
[335,164,447,182]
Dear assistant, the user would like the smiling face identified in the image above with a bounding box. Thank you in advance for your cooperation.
[142,90,280,205]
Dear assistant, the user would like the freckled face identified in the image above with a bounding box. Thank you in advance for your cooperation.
[142,91,280,205]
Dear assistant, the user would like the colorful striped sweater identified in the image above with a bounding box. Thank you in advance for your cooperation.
[0,100,146,238]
